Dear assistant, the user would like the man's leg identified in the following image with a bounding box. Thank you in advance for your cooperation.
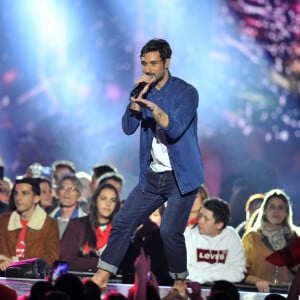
[159,172,198,293]
[92,178,165,288]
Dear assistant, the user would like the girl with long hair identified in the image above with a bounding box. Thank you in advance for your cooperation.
[60,183,120,272]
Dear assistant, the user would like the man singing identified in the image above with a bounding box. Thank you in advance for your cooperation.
[92,38,204,295]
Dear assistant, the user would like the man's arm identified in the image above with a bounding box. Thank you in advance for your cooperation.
[128,76,154,114]
[131,98,169,128]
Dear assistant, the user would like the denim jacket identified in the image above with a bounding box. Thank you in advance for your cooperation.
[122,74,204,194]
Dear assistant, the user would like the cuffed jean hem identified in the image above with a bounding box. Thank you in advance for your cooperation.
[97,260,118,275]
[169,270,189,280]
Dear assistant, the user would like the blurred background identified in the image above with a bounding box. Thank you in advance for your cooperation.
[0,0,299,223]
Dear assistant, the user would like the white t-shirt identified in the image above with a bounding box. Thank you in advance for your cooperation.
[150,129,172,172]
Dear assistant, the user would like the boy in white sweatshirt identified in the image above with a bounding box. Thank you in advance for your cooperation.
[184,197,246,284]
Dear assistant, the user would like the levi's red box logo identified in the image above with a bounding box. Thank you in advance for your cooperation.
[196,249,228,264]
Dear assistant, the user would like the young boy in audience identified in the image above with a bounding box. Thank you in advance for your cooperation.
[184,197,246,284]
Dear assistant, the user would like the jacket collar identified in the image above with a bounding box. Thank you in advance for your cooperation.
[8,205,47,231]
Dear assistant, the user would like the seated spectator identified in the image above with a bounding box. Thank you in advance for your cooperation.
[97,171,125,197]
[50,173,86,238]
[25,162,59,214]
[0,176,12,204]
[184,197,246,284]
[0,177,12,214]
[51,160,76,205]
[76,171,93,213]
[186,184,209,228]
[242,189,299,293]
[90,163,117,193]
[236,193,264,238]
[37,177,58,214]
[60,183,120,272]
[52,160,76,188]
[0,177,60,271]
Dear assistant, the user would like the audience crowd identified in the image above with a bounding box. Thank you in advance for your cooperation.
[0,159,299,300]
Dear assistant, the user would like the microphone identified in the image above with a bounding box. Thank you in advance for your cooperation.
[130,75,154,98]
[130,82,148,98]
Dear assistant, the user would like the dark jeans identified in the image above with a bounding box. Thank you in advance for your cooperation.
[98,169,197,280]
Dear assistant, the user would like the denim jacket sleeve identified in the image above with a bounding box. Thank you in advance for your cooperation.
[121,104,142,135]
[121,75,204,194]
[165,85,199,141]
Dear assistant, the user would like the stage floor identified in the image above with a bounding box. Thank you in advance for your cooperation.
[0,277,288,299]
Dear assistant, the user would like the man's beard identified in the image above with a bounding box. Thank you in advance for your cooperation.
[147,69,167,87]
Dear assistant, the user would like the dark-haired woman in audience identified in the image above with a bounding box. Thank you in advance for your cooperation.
[60,183,120,271]
[242,189,299,293]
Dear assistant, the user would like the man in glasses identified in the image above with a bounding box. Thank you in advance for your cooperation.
[50,173,86,238]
